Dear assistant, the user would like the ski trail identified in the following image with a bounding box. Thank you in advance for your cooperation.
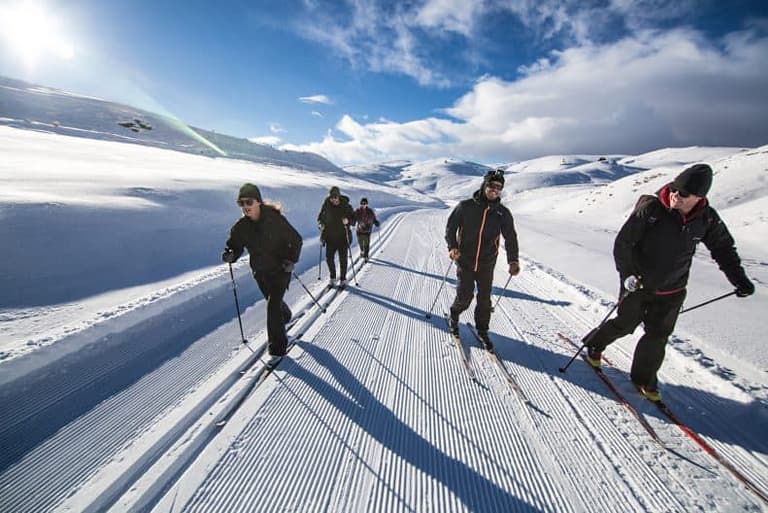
[155,207,758,513]
[170,210,576,513]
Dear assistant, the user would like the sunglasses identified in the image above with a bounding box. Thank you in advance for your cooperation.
[669,187,691,198]
[330,195,340,201]
[485,183,503,191]
[236,198,257,207]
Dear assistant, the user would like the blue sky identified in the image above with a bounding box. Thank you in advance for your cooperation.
[1,0,767,165]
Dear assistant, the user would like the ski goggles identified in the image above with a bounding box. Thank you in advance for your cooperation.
[236,198,257,207]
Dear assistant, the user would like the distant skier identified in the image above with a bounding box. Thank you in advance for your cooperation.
[353,197,380,262]
[222,183,303,366]
[445,168,520,350]
[317,186,355,288]
[582,164,754,402]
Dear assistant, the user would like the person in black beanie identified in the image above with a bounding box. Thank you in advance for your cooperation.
[317,186,355,288]
[445,168,520,350]
[582,163,755,402]
[222,183,303,367]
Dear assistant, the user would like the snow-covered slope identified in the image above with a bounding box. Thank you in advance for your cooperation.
[0,76,341,173]
[0,125,441,362]
[1,123,766,513]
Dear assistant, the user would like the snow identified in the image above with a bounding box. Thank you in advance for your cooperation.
[1,118,767,512]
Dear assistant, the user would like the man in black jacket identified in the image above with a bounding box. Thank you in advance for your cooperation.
[317,186,355,288]
[222,183,303,366]
[584,164,754,402]
[445,169,520,350]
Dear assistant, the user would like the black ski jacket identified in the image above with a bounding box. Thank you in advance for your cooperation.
[317,195,355,245]
[614,185,748,292]
[225,205,302,274]
[445,188,519,271]
[353,206,379,234]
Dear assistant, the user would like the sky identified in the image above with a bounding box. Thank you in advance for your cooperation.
[1,0,768,165]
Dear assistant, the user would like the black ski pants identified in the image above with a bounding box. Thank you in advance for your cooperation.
[325,239,349,280]
[587,287,686,387]
[253,270,293,356]
[449,263,494,332]
[357,232,371,259]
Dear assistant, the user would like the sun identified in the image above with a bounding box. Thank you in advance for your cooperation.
[0,1,75,68]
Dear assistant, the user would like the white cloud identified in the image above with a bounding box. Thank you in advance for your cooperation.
[311,111,324,118]
[298,94,332,105]
[249,135,282,146]
[284,27,768,165]
[298,1,452,87]
[292,0,755,88]
[415,0,486,36]
[270,123,286,134]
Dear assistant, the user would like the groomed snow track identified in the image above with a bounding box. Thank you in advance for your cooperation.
[0,209,766,513]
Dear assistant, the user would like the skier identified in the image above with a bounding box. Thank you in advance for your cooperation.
[353,197,380,262]
[222,183,303,366]
[445,168,520,350]
[317,186,355,288]
[582,164,755,402]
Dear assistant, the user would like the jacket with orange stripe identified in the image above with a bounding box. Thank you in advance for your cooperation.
[445,189,518,272]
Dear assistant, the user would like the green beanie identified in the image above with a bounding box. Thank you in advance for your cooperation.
[238,183,262,202]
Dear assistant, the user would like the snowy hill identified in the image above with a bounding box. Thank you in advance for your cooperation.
[511,146,766,253]
[346,157,492,202]
[1,121,767,512]
[0,76,341,173]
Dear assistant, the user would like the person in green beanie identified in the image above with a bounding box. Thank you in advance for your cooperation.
[222,183,302,367]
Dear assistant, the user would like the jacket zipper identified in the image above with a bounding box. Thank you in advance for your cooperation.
[474,207,489,272]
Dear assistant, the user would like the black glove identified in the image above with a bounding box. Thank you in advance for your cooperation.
[374,221,380,227]
[222,248,237,264]
[735,276,755,297]
[282,260,295,273]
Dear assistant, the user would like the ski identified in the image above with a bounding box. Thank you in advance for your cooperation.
[557,333,664,445]
[443,314,477,381]
[468,323,533,405]
[215,352,288,428]
[219,283,344,427]
[650,397,768,504]
[558,333,768,503]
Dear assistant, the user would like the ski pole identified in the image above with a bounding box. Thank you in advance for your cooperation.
[559,291,629,373]
[293,272,327,313]
[679,290,737,314]
[228,263,248,344]
[491,274,513,312]
[345,226,359,286]
[425,259,454,319]
[318,241,323,281]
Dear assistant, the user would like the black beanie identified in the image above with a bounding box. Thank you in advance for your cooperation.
[672,164,713,197]
[329,186,341,197]
[483,168,505,187]
[238,183,262,202]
